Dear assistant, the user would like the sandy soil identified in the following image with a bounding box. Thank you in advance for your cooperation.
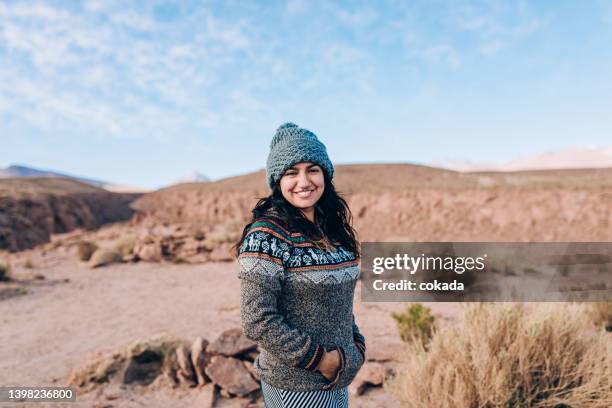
[0,249,463,407]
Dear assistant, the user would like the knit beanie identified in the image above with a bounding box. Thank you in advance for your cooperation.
[266,122,334,188]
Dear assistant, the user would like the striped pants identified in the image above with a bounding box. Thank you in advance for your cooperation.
[261,381,349,408]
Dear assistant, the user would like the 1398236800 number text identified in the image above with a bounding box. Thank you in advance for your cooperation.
[0,387,76,402]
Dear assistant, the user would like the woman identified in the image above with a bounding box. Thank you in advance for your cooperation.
[235,123,366,407]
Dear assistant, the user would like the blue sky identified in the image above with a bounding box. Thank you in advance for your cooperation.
[1,0,612,188]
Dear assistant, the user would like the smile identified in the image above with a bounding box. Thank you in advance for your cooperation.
[294,189,315,197]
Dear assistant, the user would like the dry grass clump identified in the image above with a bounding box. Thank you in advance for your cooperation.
[193,229,205,241]
[388,303,612,408]
[0,261,12,281]
[89,249,122,268]
[172,256,188,264]
[589,302,612,332]
[115,235,136,256]
[391,303,436,348]
[205,220,244,246]
[77,241,99,262]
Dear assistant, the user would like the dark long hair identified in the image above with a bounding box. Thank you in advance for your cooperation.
[234,173,359,257]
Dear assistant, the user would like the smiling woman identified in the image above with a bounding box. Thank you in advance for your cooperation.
[233,123,365,407]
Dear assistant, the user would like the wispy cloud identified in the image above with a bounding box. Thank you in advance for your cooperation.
[448,1,542,56]
[0,1,257,139]
[285,0,306,16]
[423,44,462,69]
[336,8,377,28]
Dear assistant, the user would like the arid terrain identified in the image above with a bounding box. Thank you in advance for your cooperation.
[0,164,610,407]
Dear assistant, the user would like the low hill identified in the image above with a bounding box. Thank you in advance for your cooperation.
[0,178,140,251]
[131,164,612,243]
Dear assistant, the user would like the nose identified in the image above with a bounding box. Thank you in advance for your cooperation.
[296,171,312,188]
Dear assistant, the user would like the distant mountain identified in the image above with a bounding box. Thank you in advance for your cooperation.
[502,147,612,171]
[429,159,497,172]
[433,146,612,172]
[0,164,107,187]
[0,164,150,193]
[175,171,210,184]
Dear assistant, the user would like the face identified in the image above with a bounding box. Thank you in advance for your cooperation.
[279,162,325,213]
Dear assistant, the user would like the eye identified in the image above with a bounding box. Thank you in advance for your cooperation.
[284,170,297,176]
[309,168,321,173]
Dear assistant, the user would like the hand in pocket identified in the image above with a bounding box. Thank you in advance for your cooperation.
[317,348,341,381]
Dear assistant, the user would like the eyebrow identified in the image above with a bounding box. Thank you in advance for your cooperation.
[287,164,320,170]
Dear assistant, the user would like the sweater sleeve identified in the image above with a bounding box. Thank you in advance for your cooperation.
[352,314,366,362]
[238,227,325,371]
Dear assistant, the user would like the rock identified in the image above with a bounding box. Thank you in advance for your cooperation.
[242,350,259,362]
[348,378,369,396]
[208,328,257,357]
[89,249,123,268]
[243,360,259,381]
[193,383,217,408]
[122,253,139,263]
[204,356,260,397]
[102,383,123,401]
[209,243,233,262]
[136,243,162,262]
[68,335,187,392]
[181,238,209,256]
[191,337,211,385]
[356,362,386,386]
[177,345,197,386]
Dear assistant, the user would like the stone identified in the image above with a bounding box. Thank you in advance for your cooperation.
[242,350,259,362]
[191,337,211,385]
[243,360,260,381]
[348,378,369,396]
[356,362,386,386]
[209,243,233,262]
[208,328,257,357]
[205,356,260,397]
[176,345,197,386]
[136,243,162,262]
[89,249,123,268]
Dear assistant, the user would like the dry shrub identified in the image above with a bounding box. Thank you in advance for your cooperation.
[172,256,188,264]
[391,303,436,347]
[0,261,11,281]
[24,258,34,269]
[205,220,243,246]
[89,249,122,268]
[589,302,612,332]
[48,240,63,250]
[193,229,205,241]
[388,303,612,408]
[77,241,98,262]
[115,235,136,256]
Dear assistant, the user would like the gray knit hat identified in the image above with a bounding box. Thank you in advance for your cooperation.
[266,122,334,188]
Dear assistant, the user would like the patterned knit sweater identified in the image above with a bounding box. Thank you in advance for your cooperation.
[238,216,366,392]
